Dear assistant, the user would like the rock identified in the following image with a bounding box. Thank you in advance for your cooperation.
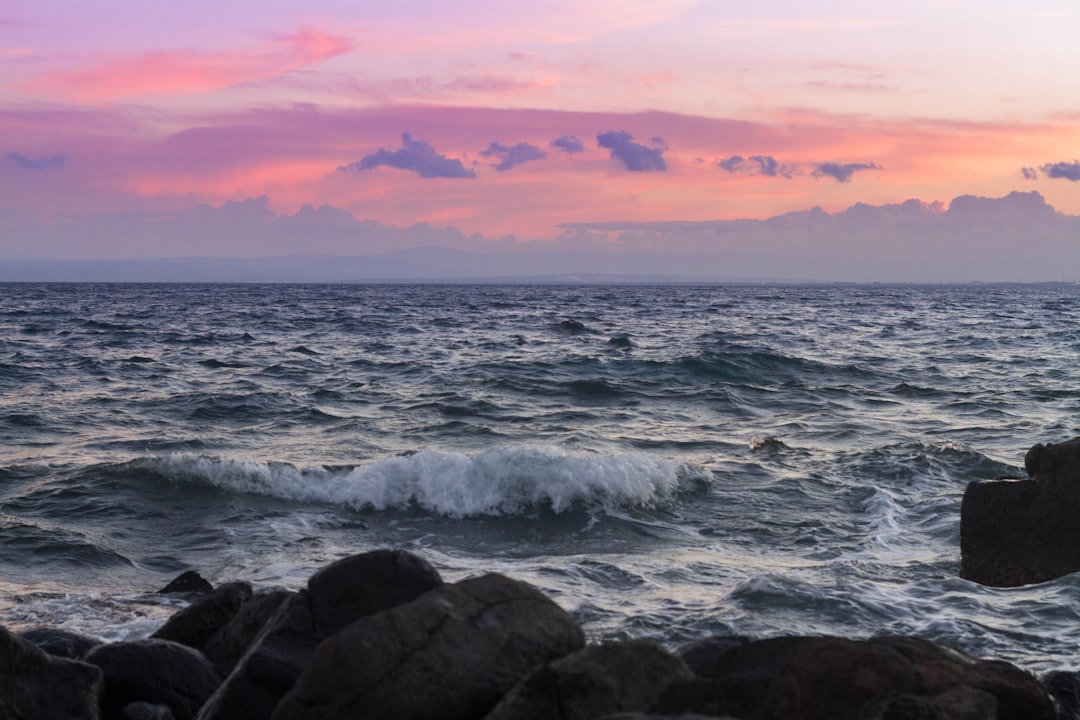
[307,548,443,634]
[159,570,214,595]
[152,581,253,650]
[0,624,104,720]
[560,319,588,334]
[85,638,221,720]
[961,437,1080,586]
[653,635,1055,720]
[201,589,291,678]
[19,626,102,659]
[1044,670,1080,720]
[484,639,694,720]
[123,701,178,720]
[272,572,585,720]
[677,636,751,678]
[196,548,443,720]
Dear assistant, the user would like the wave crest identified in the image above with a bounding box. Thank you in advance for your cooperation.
[144,446,709,517]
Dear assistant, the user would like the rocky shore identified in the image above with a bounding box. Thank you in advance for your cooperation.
[7,438,1080,719]
[0,546,1076,720]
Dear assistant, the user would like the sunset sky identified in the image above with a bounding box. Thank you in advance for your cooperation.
[3,0,1080,274]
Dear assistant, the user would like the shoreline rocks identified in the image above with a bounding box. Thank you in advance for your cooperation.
[2,547,1070,719]
[961,437,1080,587]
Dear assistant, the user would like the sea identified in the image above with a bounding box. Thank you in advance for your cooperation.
[2,281,1079,676]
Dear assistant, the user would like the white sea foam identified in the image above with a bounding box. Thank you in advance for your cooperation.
[153,445,708,517]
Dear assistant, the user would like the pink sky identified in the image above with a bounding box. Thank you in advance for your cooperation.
[2,0,1080,272]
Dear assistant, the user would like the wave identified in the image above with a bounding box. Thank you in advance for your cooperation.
[132,445,710,517]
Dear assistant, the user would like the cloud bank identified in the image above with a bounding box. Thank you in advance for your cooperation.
[1041,161,1080,181]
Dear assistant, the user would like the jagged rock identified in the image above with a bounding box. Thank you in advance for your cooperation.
[0,624,103,720]
[152,581,253,650]
[272,572,585,720]
[19,626,103,659]
[653,635,1055,720]
[158,570,214,595]
[484,639,694,720]
[85,638,221,720]
[196,548,443,720]
[961,437,1080,586]
[201,589,291,678]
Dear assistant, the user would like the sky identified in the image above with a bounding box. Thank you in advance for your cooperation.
[2,0,1080,280]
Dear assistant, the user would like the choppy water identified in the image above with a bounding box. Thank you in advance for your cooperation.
[2,282,1080,674]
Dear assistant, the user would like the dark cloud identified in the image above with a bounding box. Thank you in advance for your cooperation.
[812,162,880,183]
[550,135,584,153]
[718,154,794,178]
[7,152,65,171]
[596,130,666,172]
[340,132,476,179]
[1040,161,1080,181]
[479,141,547,171]
[1021,167,1039,180]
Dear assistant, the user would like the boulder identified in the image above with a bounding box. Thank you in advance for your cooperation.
[201,589,291,678]
[1044,670,1080,720]
[196,548,443,720]
[961,437,1080,586]
[0,624,103,720]
[85,638,221,720]
[19,626,103,659]
[152,581,253,650]
[653,635,1055,720]
[484,639,694,720]
[158,571,214,595]
[272,572,585,720]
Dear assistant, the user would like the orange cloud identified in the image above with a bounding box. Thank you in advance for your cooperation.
[24,26,356,101]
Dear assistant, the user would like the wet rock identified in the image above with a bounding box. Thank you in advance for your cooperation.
[272,572,585,720]
[1044,670,1080,720]
[484,639,694,720]
[201,589,291,678]
[19,626,103,659]
[653,635,1055,720]
[152,581,253,650]
[560,319,588,334]
[961,437,1080,586]
[196,548,443,720]
[84,638,221,720]
[0,624,103,720]
[158,570,214,595]
[607,335,634,349]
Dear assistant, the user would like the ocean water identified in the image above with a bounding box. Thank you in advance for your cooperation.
[2,281,1080,675]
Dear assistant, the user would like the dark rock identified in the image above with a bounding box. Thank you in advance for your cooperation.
[152,581,253,650]
[653,635,1055,720]
[272,572,585,720]
[196,548,443,720]
[201,589,291,678]
[0,624,104,720]
[484,639,694,720]
[961,437,1080,586]
[122,701,177,720]
[560,319,588,334]
[85,638,221,720]
[607,335,634,349]
[194,592,319,720]
[677,636,751,678]
[595,715,739,720]
[307,548,443,634]
[19,626,103,659]
[159,570,214,595]
[1044,670,1080,720]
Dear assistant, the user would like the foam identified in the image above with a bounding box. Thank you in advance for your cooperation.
[152,445,708,517]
